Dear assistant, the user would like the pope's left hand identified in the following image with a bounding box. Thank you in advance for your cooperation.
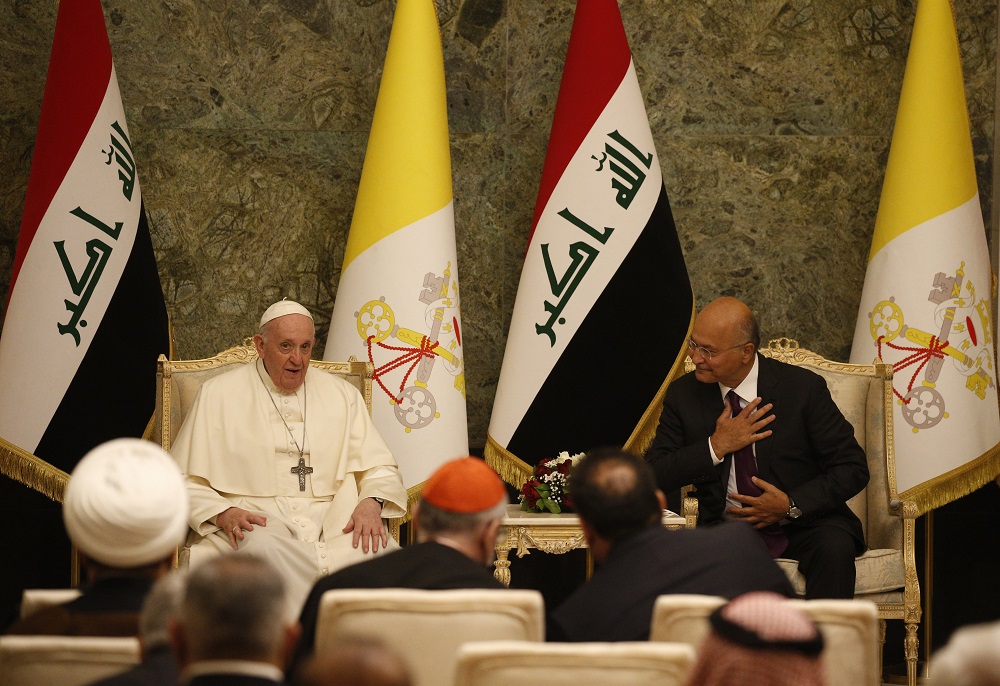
[343,497,388,553]
[726,477,791,528]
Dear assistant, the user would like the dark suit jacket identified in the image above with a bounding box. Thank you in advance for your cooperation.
[87,644,177,686]
[5,577,153,636]
[548,523,794,642]
[645,354,869,547]
[187,674,283,686]
[289,541,504,679]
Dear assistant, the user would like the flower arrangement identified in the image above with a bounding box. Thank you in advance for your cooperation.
[519,451,586,513]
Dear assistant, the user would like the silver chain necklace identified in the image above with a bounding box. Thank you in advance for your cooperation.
[256,362,312,490]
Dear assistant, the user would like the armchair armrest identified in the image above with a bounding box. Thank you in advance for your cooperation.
[682,495,698,529]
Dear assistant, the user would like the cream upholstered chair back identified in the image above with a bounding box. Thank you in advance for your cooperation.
[19,589,82,619]
[315,589,544,686]
[649,595,881,686]
[0,635,139,686]
[680,339,920,686]
[454,640,696,686]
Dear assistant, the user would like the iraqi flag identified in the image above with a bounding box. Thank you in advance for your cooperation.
[325,0,468,492]
[485,0,693,485]
[849,0,1000,514]
[0,0,169,501]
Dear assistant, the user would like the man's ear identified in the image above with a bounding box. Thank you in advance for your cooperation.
[655,489,667,511]
[168,618,189,669]
[281,622,302,669]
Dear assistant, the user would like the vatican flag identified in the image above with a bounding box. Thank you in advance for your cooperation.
[325,0,468,493]
[850,0,1000,514]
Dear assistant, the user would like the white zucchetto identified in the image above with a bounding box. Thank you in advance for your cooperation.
[259,298,313,330]
[63,438,188,568]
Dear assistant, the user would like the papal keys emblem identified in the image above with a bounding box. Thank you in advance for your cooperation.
[353,262,465,432]
[866,261,995,432]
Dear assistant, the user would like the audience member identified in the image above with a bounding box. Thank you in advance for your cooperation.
[88,571,186,686]
[645,296,869,599]
[548,447,792,642]
[931,620,1000,686]
[289,456,507,677]
[7,438,188,636]
[292,637,411,686]
[169,555,299,686]
[685,591,825,686]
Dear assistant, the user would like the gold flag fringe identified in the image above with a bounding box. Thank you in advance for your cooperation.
[625,302,696,455]
[484,436,533,489]
[0,435,70,502]
[903,439,1000,516]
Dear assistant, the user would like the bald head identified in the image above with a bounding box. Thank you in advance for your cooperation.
[570,448,662,545]
[688,297,760,388]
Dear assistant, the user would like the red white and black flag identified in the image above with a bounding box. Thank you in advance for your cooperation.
[485,0,693,484]
[0,0,169,499]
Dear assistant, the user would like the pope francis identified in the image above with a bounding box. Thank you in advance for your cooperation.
[171,299,407,610]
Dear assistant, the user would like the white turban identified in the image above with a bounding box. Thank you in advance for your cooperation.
[932,621,1000,686]
[259,298,313,330]
[63,438,189,568]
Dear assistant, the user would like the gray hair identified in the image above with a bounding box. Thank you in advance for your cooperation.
[139,571,186,649]
[179,555,289,661]
[416,497,508,537]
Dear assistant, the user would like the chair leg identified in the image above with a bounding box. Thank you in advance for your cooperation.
[904,619,919,686]
[878,619,886,684]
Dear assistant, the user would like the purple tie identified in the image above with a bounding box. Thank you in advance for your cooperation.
[727,390,788,558]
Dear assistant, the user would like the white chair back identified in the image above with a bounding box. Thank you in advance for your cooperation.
[0,635,139,686]
[455,640,696,686]
[315,588,544,686]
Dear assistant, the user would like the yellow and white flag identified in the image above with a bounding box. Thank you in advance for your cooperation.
[850,0,1000,514]
[325,0,468,491]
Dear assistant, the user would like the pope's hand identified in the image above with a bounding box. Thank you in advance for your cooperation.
[343,497,388,554]
[216,507,267,550]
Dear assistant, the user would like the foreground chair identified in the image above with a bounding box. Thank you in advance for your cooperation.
[19,589,82,619]
[0,635,139,686]
[649,594,880,686]
[314,588,544,686]
[455,640,695,686]
[152,341,403,546]
[678,338,919,686]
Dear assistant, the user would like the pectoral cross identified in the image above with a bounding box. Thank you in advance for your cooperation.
[291,457,313,491]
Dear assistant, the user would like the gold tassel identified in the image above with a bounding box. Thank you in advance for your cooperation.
[0,435,70,502]
[483,436,533,488]
[902,441,1000,515]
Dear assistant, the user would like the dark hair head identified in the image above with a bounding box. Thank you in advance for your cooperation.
[570,447,661,544]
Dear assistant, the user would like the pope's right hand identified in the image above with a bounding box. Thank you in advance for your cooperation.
[216,507,267,550]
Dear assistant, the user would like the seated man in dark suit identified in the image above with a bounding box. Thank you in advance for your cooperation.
[6,438,188,636]
[289,456,508,678]
[645,296,870,599]
[548,448,792,642]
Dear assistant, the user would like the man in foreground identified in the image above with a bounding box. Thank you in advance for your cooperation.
[548,448,792,642]
[169,555,298,686]
[289,456,507,677]
[645,296,869,598]
[6,438,188,636]
[171,299,407,610]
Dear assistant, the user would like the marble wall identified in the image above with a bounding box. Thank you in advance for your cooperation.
[0,0,995,448]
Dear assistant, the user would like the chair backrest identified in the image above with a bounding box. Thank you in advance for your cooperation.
[649,594,881,686]
[0,635,139,686]
[315,589,544,686]
[454,640,696,686]
[152,340,373,452]
[19,589,82,619]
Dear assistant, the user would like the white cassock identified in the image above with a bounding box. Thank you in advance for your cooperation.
[171,360,407,610]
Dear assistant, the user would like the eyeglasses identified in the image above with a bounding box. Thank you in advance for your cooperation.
[686,338,750,360]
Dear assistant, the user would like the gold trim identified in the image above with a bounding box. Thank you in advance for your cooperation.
[0,434,70,502]
[483,435,533,488]
[900,440,1000,516]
